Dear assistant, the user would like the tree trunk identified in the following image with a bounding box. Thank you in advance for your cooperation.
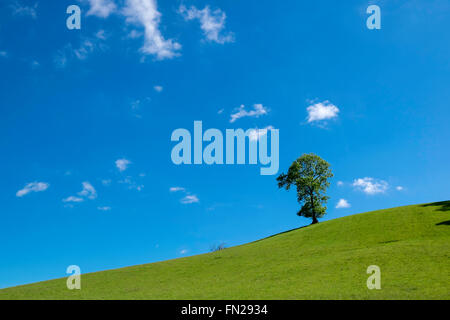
[310,191,318,224]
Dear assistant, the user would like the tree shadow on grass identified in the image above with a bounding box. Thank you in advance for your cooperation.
[436,220,450,226]
[420,200,450,212]
[251,225,310,244]
[379,240,400,244]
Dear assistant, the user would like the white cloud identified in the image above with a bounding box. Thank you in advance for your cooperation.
[180,249,188,254]
[86,0,117,18]
[396,186,404,191]
[116,158,131,172]
[170,186,198,204]
[217,108,224,114]
[10,1,38,19]
[63,182,97,205]
[180,195,199,204]
[352,177,388,195]
[170,187,185,192]
[78,181,97,199]
[16,182,49,197]
[179,5,234,44]
[0,51,8,58]
[102,179,112,186]
[98,206,111,211]
[306,100,339,123]
[230,104,268,123]
[248,126,275,142]
[153,85,163,92]
[63,196,84,203]
[336,198,351,209]
[337,181,344,186]
[122,0,181,60]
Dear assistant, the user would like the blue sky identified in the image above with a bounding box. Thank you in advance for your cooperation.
[0,0,449,288]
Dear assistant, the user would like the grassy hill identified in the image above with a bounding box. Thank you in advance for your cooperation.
[1,201,449,300]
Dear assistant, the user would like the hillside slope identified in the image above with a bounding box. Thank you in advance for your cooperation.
[1,201,449,299]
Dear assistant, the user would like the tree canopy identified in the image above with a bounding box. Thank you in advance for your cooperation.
[277,153,333,224]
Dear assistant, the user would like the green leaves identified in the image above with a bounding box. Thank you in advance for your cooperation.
[277,153,333,223]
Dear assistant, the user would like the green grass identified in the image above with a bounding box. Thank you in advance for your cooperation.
[1,201,449,300]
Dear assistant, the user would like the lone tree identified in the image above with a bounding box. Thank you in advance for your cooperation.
[277,153,333,224]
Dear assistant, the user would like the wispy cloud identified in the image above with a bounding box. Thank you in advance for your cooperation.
[54,48,68,68]
[16,182,49,197]
[115,158,131,172]
[396,186,404,191]
[73,39,97,60]
[179,5,234,44]
[352,177,388,195]
[122,0,181,60]
[97,206,111,211]
[179,249,188,255]
[206,202,232,212]
[118,176,144,191]
[230,104,268,123]
[62,196,84,203]
[30,60,40,69]
[86,0,117,18]
[10,1,38,19]
[54,33,107,68]
[337,181,344,186]
[127,29,143,39]
[0,51,8,58]
[336,198,351,209]
[95,29,107,40]
[130,97,151,117]
[306,100,339,124]
[169,187,185,192]
[153,85,163,92]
